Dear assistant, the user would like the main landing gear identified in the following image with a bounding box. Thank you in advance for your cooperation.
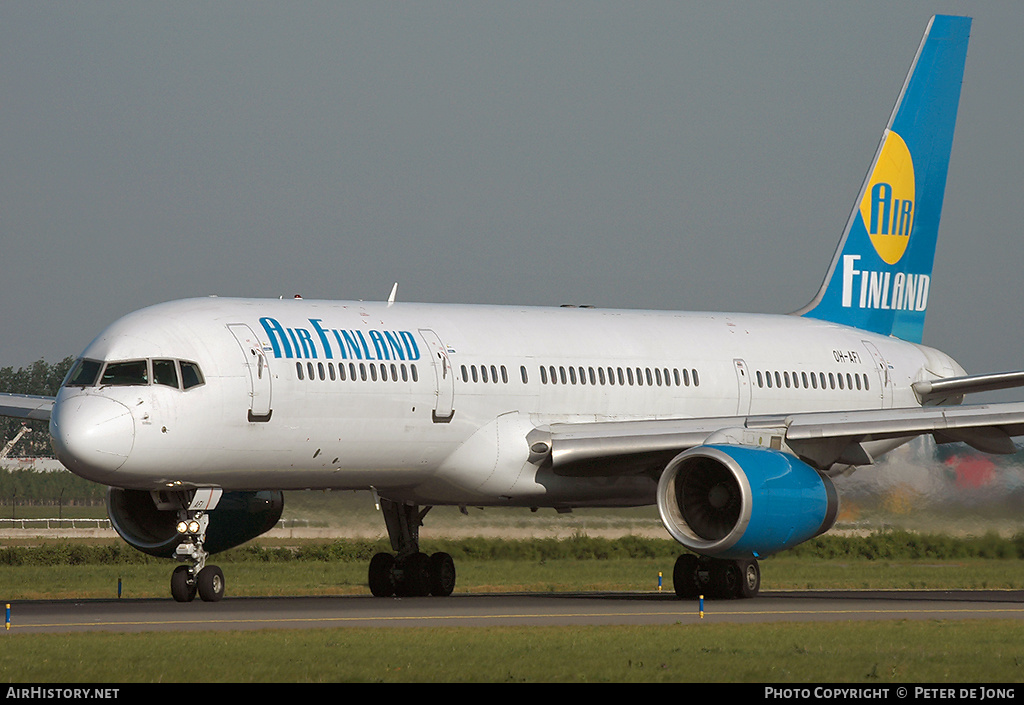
[672,553,761,599]
[368,498,456,597]
[170,510,225,603]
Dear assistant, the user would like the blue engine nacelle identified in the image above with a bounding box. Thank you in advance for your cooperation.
[656,445,839,560]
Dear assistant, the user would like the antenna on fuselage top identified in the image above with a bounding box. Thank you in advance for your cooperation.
[387,282,398,307]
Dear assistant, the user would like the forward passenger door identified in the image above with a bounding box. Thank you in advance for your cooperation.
[228,323,273,421]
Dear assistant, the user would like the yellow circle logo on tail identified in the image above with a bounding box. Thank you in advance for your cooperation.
[859,130,915,265]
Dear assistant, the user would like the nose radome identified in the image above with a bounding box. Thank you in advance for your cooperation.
[50,394,135,481]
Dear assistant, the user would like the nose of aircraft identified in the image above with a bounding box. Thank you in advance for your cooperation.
[50,394,135,482]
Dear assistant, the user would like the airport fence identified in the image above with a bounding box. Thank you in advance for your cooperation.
[0,518,110,530]
[0,518,318,531]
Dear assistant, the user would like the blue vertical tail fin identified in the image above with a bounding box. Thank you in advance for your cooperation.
[795,15,971,343]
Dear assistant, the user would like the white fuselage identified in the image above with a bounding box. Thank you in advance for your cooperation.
[49,297,963,507]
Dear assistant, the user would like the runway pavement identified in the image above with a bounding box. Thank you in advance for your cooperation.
[6,590,1024,634]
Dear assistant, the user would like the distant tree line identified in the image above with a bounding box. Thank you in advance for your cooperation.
[1,356,73,457]
[1,357,106,506]
[0,467,105,507]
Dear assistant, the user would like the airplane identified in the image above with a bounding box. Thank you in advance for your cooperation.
[3,14,1023,603]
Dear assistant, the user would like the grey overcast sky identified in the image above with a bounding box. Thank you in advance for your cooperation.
[2,2,1023,380]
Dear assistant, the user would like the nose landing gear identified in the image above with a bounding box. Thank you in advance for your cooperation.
[169,504,225,603]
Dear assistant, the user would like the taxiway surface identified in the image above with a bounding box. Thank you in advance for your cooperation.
[6,590,1024,634]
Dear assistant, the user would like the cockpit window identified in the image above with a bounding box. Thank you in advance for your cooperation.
[64,358,103,387]
[100,360,149,386]
[180,361,204,389]
[62,357,204,390]
[153,359,179,388]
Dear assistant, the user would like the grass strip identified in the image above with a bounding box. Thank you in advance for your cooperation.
[4,531,1024,565]
[2,621,1023,682]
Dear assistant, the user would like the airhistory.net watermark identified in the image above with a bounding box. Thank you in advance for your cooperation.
[6,688,119,700]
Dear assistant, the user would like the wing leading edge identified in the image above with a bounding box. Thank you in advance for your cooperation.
[531,400,1024,478]
[0,394,54,422]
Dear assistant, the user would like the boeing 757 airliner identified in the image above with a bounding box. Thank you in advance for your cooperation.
[4,15,1022,602]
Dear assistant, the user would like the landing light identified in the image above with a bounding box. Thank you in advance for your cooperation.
[176,520,202,535]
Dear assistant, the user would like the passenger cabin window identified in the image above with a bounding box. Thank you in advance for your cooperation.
[754,367,871,394]
[299,359,419,385]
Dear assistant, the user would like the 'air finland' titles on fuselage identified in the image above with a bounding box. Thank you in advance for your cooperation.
[259,317,421,362]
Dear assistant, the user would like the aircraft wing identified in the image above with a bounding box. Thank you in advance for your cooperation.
[0,394,55,422]
[532,401,1024,477]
